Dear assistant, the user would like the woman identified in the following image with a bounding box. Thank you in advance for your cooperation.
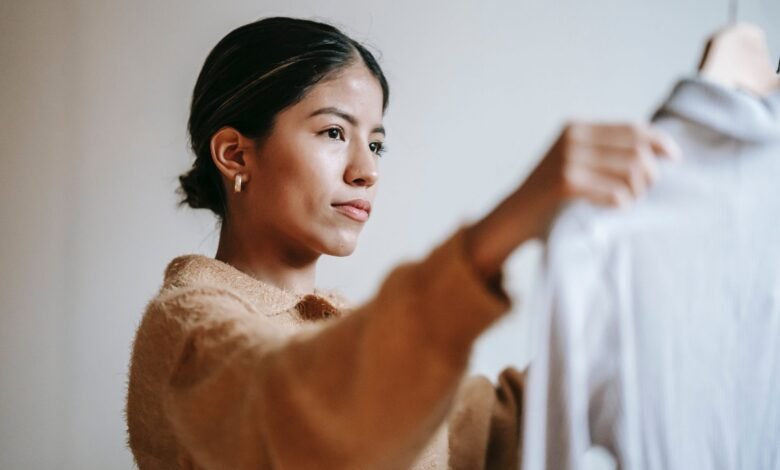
[124,16,679,470]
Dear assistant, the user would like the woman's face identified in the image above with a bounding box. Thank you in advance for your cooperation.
[241,61,385,258]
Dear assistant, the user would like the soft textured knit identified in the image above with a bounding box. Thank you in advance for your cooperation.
[125,224,524,469]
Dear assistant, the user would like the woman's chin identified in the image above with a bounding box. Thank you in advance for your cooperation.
[322,233,359,257]
[326,242,358,257]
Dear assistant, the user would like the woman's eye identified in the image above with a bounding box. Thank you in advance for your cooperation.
[369,142,387,157]
[325,127,344,140]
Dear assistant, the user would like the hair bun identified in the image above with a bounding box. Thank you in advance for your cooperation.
[176,163,224,216]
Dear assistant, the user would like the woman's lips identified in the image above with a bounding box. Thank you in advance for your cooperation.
[332,203,369,222]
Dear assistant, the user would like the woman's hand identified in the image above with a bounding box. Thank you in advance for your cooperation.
[464,121,681,281]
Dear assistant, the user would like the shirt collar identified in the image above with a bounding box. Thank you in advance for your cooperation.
[652,76,780,143]
[161,254,349,319]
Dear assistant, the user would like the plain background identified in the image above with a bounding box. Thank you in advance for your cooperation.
[1,0,778,468]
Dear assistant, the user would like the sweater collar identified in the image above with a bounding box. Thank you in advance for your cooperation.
[161,254,349,319]
[653,76,780,143]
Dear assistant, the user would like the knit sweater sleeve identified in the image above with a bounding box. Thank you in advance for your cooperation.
[157,224,513,469]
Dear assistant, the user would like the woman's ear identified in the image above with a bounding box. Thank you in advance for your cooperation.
[210,126,251,185]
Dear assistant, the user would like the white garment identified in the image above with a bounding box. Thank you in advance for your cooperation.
[521,77,780,470]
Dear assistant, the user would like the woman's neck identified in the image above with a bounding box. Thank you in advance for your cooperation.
[214,220,320,296]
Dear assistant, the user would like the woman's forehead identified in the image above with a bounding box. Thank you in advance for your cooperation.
[296,65,384,124]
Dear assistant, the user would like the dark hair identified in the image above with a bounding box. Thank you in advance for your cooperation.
[177,17,390,222]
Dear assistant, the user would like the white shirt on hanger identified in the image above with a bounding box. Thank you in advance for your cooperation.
[521,77,780,470]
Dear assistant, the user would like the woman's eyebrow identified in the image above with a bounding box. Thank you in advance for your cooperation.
[308,107,385,136]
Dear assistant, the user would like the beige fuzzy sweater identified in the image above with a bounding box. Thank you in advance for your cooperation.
[124,225,524,469]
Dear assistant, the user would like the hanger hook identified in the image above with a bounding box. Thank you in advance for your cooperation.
[729,0,738,23]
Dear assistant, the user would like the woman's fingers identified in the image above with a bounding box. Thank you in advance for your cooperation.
[566,122,682,160]
[558,121,681,206]
[565,164,635,207]
[574,143,659,198]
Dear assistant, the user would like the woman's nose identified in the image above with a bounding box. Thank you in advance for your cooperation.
[344,144,379,187]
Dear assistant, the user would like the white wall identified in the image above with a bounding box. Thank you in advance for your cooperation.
[1,0,778,468]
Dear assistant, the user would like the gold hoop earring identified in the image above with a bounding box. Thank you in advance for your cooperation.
[234,174,243,193]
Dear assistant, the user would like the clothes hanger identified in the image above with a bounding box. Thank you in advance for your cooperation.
[696,0,780,97]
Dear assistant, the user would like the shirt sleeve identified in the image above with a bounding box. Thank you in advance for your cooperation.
[157,224,513,470]
[447,367,526,470]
